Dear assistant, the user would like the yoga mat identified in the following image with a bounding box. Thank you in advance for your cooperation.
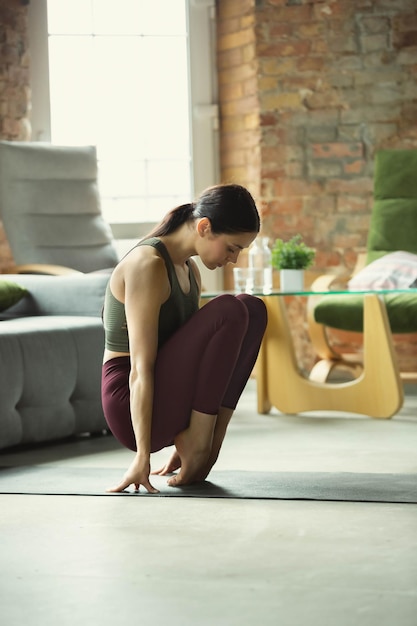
[0,465,416,503]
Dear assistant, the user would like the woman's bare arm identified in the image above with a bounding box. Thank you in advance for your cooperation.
[107,248,170,493]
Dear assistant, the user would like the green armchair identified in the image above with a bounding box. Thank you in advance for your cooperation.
[308,149,417,383]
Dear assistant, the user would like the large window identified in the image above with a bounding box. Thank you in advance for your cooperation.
[29,0,219,230]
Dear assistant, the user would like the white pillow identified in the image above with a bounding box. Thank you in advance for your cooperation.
[348,251,417,290]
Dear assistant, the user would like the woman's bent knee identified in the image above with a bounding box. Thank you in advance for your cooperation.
[208,294,249,329]
[236,293,268,328]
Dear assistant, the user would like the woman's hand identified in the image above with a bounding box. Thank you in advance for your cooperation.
[106,453,159,494]
[151,449,181,476]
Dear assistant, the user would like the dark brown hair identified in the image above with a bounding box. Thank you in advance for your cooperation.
[147,184,260,238]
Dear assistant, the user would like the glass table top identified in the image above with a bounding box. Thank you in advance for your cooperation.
[200,287,417,298]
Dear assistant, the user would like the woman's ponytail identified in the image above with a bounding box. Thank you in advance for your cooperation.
[146,203,194,238]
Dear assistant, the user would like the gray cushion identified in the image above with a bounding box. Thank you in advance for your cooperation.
[1,273,109,319]
[0,141,119,272]
[0,316,106,449]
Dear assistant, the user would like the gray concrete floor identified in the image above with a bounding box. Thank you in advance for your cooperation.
[1,380,417,626]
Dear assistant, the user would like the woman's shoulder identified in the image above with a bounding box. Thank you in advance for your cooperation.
[123,244,167,277]
[111,242,168,294]
[118,239,162,262]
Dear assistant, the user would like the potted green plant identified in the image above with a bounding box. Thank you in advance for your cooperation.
[271,235,316,291]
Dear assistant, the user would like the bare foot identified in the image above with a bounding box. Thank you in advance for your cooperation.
[167,428,210,486]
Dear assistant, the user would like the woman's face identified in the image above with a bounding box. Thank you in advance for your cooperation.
[197,221,257,270]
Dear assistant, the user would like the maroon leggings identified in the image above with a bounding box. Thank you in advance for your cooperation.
[101,294,267,453]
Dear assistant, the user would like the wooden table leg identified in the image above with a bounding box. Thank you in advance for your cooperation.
[257,294,403,419]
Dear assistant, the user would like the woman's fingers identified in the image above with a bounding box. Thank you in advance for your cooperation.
[106,480,130,493]
[106,477,159,494]
[144,480,159,494]
[151,465,169,476]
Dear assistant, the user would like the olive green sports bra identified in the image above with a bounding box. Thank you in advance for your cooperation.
[103,237,200,352]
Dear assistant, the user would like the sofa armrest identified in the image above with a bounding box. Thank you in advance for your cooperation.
[13,263,83,276]
[1,273,109,318]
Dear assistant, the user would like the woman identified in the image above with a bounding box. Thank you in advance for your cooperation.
[101,183,267,493]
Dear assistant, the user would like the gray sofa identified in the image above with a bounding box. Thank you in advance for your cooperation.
[0,273,110,450]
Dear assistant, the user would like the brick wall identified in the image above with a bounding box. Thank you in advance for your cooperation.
[0,0,30,272]
[217,0,417,372]
[217,0,417,271]
[217,0,261,201]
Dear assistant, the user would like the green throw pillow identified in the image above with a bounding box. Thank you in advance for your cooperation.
[0,279,27,312]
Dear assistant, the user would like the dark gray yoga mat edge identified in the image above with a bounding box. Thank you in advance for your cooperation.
[0,466,416,503]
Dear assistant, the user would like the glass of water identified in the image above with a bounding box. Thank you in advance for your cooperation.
[233,267,250,293]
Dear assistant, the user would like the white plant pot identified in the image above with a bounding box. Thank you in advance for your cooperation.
[280,269,304,292]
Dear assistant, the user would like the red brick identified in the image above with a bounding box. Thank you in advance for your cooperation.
[221,117,246,133]
[259,57,297,76]
[262,92,303,110]
[258,76,278,91]
[266,23,293,40]
[220,148,247,167]
[284,161,303,177]
[325,178,373,195]
[392,14,417,32]
[273,178,323,196]
[221,94,259,116]
[359,16,390,35]
[313,2,355,20]
[221,166,256,185]
[303,90,344,110]
[242,43,257,63]
[217,47,243,70]
[311,39,330,55]
[259,112,279,127]
[266,197,304,215]
[262,4,312,23]
[217,0,254,20]
[312,142,363,158]
[343,159,367,175]
[260,145,287,164]
[218,81,243,102]
[261,166,286,183]
[242,76,259,99]
[398,47,417,64]
[393,31,417,48]
[296,56,327,72]
[361,33,390,53]
[314,249,343,269]
[218,28,254,52]
[280,75,320,91]
[217,17,242,36]
[336,195,369,213]
[257,40,311,58]
[297,21,326,39]
[309,160,342,178]
[333,229,364,244]
[241,14,255,30]
[218,65,256,86]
